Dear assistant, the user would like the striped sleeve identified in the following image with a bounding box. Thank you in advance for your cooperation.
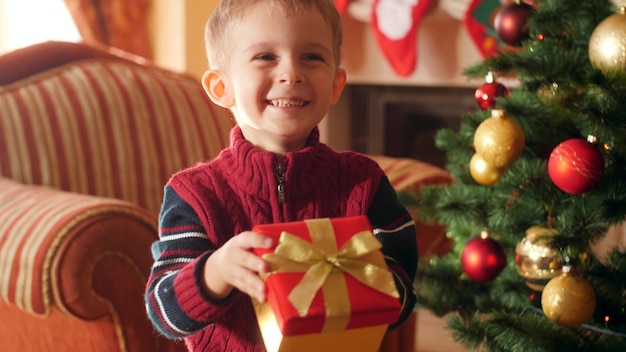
[145,185,236,339]
[367,176,418,329]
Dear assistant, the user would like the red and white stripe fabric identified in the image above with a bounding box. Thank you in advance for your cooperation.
[0,59,233,215]
[370,155,452,192]
[0,58,233,316]
[0,177,155,315]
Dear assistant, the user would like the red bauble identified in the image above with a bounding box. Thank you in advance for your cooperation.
[548,138,604,194]
[461,235,507,283]
[475,81,510,110]
[494,1,533,47]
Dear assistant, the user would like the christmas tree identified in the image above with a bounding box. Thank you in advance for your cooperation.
[408,0,626,350]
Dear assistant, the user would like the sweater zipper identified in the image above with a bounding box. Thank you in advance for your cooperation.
[276,161,286,204]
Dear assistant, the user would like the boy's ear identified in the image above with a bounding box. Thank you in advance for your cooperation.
[331,68,347,104]
[201,70,235,108]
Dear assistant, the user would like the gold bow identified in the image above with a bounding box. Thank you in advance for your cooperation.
[262,218,399,333]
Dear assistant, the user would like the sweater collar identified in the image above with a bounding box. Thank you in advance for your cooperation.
[228,125,321,159]
[222,125,326,201]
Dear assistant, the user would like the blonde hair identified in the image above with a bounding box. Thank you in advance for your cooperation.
[205,0,343,70]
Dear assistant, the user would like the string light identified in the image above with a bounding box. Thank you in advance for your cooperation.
[527,306,626,338]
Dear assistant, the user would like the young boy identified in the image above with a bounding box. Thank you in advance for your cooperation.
[145,0,418,350]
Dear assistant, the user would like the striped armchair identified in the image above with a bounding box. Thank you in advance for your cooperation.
[0,41,452,352]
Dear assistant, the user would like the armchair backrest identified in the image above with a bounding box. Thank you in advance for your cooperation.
[0,41,234,215]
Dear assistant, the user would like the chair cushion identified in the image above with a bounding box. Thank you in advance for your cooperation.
[0,58,233,215]
[371,155,453,192]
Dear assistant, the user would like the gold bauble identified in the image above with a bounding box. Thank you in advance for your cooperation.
[589,8,626,76]
[515,225,562,291]
[469,153,506,186]
[541,268,596,328]
[473,109,526,168]
[537,83,561,104]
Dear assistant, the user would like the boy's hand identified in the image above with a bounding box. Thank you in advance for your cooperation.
[203,231,273,303]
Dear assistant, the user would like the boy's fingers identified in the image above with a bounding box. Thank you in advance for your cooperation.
[230,263,266,302]
[244,273,266,302]
[237,231,273,248]
[240,250,267,273]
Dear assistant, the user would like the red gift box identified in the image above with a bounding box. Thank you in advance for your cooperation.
[252,216,401,352]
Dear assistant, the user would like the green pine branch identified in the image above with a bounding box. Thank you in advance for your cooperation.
[405,0,626,350]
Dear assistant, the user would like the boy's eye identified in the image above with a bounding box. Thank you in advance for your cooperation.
[303,53,325,62]
[254,54,276,61]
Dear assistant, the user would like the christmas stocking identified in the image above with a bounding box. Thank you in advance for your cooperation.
[334,0,351,15]
[371,0,433,77]
[463,0,503,58]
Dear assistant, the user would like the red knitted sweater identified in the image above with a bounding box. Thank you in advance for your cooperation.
[146,126,417,351]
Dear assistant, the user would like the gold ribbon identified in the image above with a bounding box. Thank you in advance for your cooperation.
[262,218,399,333]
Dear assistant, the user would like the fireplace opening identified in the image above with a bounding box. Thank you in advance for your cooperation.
[349,85,476,168]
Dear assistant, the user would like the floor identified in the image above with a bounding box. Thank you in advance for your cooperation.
[414,310,468,352]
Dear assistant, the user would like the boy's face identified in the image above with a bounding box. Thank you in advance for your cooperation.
[208,2,346,154]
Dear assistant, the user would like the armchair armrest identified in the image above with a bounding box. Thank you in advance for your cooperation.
[369,155,454,258]
[370,155,453,194]
[0,177,156,320]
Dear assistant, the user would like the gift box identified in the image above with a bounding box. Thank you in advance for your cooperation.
[252,216,401,352]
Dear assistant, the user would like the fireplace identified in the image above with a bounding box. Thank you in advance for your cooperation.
[347,85,477,168]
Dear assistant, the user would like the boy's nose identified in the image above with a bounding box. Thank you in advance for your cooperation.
[277,60,303,84]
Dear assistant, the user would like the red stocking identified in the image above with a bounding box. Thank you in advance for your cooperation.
[371,0,434,77]
[463,0,502,58]
[334,0,351,15]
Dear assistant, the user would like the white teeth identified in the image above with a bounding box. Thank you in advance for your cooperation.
[270,100,305,107]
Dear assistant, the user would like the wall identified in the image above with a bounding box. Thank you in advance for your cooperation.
[148,0,219,78]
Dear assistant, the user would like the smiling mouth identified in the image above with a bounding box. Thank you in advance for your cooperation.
[269,99,307,108]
